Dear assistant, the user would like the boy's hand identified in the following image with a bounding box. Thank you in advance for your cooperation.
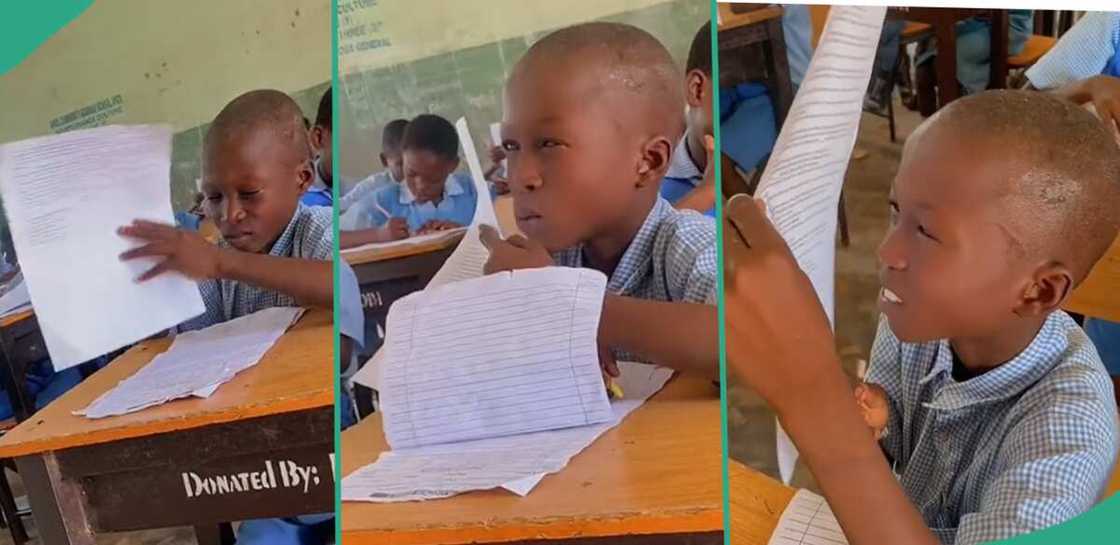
[479,224,553,273]
[417,220,463,234]
[723,195,837,412]
[118,220,222,281]
[379,218,410,241]
[854,383,890,440]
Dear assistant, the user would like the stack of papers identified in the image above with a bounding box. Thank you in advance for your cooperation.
[342,267,675,502]
[340,227,467,258]
[767,489,849,545]
[77,307,304,419]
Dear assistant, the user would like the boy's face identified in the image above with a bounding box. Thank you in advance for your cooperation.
[501,63,647,251]
[311,125,332,184]
[381,146,404,182]
[402,149,457,204]
[877,128,1033,343]
[201,130,312,253]
[685,69,713,137]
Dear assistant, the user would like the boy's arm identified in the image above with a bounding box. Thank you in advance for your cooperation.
[119,220,332,309]
[599,294,718,378]
[672,135,717,214]
[724,196,939,545]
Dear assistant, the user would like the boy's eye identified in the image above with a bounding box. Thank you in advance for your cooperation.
[205,194,222,202]
[238,190,261,199]
[917,224,938,242]
[888,202,899,225]
[538,138,561,149]
[502,141,520,152]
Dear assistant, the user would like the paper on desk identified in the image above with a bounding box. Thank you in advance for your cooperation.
[339,227,467,258]
[342,361,674,502]
[381,267,611,449]
[77,306,304,418]
[0,125,206,370]
[425,117,501,288]
[751,5,885,484]
[766,488,849,545]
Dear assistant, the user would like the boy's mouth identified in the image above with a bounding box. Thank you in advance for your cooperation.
[879,287,904,305]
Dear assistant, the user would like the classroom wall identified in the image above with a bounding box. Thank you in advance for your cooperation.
[337,0,708,180]
[0,0,331,220]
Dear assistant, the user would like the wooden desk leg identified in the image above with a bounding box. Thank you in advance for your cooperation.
[763,16,795,128]
[15,453,95,545]
[933,17,960,107]
[989,10,1009,89]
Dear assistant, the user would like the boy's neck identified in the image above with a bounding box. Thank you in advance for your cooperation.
[686,130,707,173]
[582,197,656,277]
[948,316,1048,376]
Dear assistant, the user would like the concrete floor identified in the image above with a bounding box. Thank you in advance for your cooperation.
[727,100,926,490]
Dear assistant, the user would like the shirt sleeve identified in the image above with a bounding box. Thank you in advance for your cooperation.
[1026,12,1120,89]
[339,178,374,211]
[865,315,906,465]
[662,213,718,304]
[176,279,226,332]
[952,368,1120,545]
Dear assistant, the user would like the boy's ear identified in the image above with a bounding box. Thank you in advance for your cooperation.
[685,69,707,109]
[1014,261,1074,317]
[309,126,324,150]
[635,135,673,189]
[296,159,314,191]
[380,152,389,168]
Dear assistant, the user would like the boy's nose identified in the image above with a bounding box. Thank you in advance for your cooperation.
[877,229,907,270]
[225,201,247,224]
[507,157,542,192]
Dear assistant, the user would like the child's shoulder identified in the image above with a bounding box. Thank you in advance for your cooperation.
[1019,313,1116,413]
[650,199,716,261]
[291,204,334,259]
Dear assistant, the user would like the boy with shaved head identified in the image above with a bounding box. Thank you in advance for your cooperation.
[481,22,718,376]
[726,90,1120,544]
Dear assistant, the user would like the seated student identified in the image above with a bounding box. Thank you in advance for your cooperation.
[479,22,718,377]
[119,89,360,545]
[339,118,408,212]
[725,91,1120,545]
[303,87,333,207]
[661,22,716,217]
[338,114,477,248]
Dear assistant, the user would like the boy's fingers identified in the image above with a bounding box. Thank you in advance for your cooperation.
[505,234,531,249]
[119,243,166,261]
[598,344,620,377]
[136,261,171,282]
[478,224,502,249]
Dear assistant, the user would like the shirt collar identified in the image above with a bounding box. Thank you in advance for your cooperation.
[664,133,703,184]
[221,202,306,257]
[397,173,467,204]
[921,312,1071,411]
[552,198,673,295]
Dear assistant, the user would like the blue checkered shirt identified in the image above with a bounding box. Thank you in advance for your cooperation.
[552,197,717,305]
[867,312,1119,545]
[1026,12,1120,88]
[179,203,334,331]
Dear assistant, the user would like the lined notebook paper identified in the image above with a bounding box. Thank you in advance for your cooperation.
[381,267,611,449]
[767,489,849,545]
[754,5,886,484]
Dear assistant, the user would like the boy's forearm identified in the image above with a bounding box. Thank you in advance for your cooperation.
[674,183,717,213]
[216,250,333,308]
[774,363,938,545]
[598,294,718,378]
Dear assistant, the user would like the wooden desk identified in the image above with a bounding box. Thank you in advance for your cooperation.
[0,308,46,422]
[728,460,795,545]
[0,310,333,545]
[341,374,722,545]
[888,7,1009,109]
[717,4,795,129]
[1066,235,1120,323]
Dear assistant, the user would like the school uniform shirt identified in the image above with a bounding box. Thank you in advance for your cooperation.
[552,197,717,305]
[300,157,333,208]
[1027,11,1120,88]
[340,172,477,233]
[339,170,398,212]
[660,135,714,217]
[866,312,1119,545]
[178,203,364,348]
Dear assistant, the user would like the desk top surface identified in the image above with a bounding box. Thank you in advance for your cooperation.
[0,307,34,329]
[340,373,722,545]
[0,310,332,458]
[342,231,465,266]
[718,5,782,31]
[728,460,796,545]
[1067,235,1120,322]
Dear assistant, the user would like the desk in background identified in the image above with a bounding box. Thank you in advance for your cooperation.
[728,460,795,545]
[341,373,722,545]
[0,310,333,545]
[717,5,795,129]
[1066,236,1120,323]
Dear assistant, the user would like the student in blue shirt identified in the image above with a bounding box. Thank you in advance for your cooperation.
[661,23,715,217]
[302,87,333,208]
[726,91,1120,544]
[479,23,718,377]
[339,118,408,212]
[339,114,477,249]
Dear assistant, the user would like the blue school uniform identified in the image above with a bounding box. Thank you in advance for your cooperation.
[720,82,778,177]
[339,170,398,212]
[660,134,713,217]
[1027,11,1120,87]
[866,313,1119,544]
[340,172,477,233]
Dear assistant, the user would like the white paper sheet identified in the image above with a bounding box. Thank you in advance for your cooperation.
[0,125,207,370]
[77,306,304,418]
[752,5,885,484]
[425,117,501,288]
[339,226,467,258]
[342,361,674,502]
[381,267,611,449]
[766,489,849,545]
